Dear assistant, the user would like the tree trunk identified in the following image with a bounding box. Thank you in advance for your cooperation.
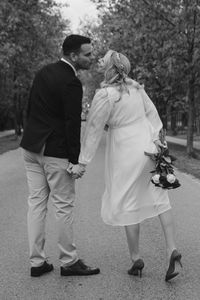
[186,76,195,156]
[13,92,22,137]
[159,103,168,130]
[196,114,200,135]
[185,0,198,157]
[170,106,177,135]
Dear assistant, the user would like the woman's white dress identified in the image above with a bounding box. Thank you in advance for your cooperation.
[79,81,171,226]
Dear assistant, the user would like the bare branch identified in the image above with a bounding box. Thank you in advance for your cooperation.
[141,0,176,28]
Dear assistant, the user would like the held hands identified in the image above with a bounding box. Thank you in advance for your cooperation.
[71,164,86,179]
[67,163,86,179]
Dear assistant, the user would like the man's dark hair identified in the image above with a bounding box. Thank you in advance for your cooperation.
[62,34,91,56]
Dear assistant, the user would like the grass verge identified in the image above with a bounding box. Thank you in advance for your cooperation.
[168,142,200,180]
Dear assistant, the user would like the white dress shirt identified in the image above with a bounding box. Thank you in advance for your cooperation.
[60,58,77,76]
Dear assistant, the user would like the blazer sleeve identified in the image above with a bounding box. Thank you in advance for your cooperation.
[61,78,83,164]
[26,75,38,120]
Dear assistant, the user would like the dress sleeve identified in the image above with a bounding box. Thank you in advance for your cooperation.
[79,88,115,164]
[140,88,163,141]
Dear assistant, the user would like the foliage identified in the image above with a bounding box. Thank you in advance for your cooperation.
[88,0,200,155]
[0,0,70,132]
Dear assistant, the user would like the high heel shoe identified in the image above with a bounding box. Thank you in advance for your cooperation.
[165,249,182,282]
[128,259,144,278]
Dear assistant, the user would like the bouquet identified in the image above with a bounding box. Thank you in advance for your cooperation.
[145,129,181,190]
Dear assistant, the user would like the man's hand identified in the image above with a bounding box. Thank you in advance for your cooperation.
[67,163,86,179]
[71,164,86,179]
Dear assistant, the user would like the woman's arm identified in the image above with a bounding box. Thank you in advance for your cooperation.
[140,88,163,142]
[78,88,115,165]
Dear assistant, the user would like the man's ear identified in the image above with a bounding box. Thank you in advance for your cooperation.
[70,52,78,62]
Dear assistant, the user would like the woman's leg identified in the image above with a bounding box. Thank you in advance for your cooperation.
[158,209,176,260]
[125,223,140,262]
[159,209,182,281]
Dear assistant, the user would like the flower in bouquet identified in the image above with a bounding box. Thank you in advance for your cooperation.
[152,174,160,184]
[144,130,181,190]
[166,174,176,184]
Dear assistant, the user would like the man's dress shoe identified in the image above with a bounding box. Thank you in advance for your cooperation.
[31,261,54,277]
[60,259,100,276]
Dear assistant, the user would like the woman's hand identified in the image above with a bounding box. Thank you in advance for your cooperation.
[154,139,166,153]
[71,164,86,179]
[67,163,86,179]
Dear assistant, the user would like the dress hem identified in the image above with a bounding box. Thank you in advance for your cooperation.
[101,206,171,227]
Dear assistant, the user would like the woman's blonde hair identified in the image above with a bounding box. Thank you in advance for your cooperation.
[101,50,131,96]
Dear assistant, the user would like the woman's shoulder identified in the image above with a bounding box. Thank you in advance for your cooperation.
[95,85,120,100]
[127,78,144,90]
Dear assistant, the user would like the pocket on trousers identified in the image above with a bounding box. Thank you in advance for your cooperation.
[22,148,37,163]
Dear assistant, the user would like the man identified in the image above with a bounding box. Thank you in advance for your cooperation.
[20,34,100,277]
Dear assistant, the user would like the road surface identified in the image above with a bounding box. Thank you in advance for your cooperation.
[0,137,200,300]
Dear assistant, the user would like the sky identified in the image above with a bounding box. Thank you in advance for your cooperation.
[55,0,98,31]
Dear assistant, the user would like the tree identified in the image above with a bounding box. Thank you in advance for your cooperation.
[0,0,70,134]
[89,0,200,156]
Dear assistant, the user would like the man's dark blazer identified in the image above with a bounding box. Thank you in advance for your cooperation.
[20,60,83,164]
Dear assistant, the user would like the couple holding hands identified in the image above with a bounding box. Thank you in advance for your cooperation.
[21,34,182,282]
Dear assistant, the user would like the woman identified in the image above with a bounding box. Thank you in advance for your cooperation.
[78,50,182,281]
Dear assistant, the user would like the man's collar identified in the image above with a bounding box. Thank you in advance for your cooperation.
[60,58,77,76]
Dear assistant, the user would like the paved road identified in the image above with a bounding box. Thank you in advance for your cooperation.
[1,138,200,300]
